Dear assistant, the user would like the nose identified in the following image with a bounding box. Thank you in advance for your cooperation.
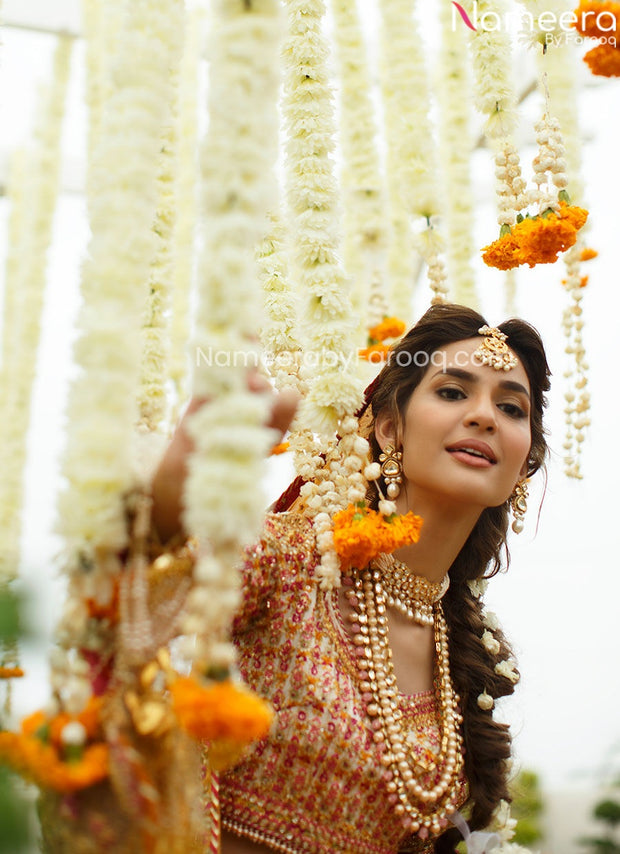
[464,394,497,433]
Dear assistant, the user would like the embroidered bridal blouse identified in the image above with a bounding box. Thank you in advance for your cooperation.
[219,512,467,854]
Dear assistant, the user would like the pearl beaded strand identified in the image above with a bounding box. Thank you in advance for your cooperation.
[345,566,465,838]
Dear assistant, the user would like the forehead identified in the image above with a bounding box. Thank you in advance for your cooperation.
[429,338,530,391]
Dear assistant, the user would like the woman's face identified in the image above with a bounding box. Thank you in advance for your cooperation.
[377,338,532,512]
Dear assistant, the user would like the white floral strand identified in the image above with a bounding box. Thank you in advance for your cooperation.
[380,0,452,307]
[57,0,184,626]
[137,50,183,434]
[561,243,590,479]
[181,0,283,671]
[537,31,590,478]
[465,0,518,142]
[330,0,387,330]
[81,0,104,175]
[258,213,304,394]
[437,0,478,308]
[169,8,204,416]
[376,0,420,321]
[282,0,365,438]
[0,38,72,584]
[281,0,365,591]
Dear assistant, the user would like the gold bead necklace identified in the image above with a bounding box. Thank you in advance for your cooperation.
[375,553,450,626]
[344,564,464,840]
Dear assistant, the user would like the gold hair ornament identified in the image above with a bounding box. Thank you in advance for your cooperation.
[474,325,518,372]
[510,479,529,533]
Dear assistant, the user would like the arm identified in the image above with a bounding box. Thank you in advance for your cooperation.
[151,375,300,543]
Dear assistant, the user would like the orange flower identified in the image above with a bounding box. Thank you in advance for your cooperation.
[580,247,598,261]
[269,441,290,456]
[359,343,392,363]
[48,696,103,748]
[368,317,406,343]
[171,677,273,746]
[573,1,620,39]
[516,215,578,267]
[584,42,620,76]
[0,666,24,679]
[85,578,119,624]
[559,201,589,231]
[481,231,523,271]
[332,504,423,572]
[0,732,109,793]
[482,203,588,270]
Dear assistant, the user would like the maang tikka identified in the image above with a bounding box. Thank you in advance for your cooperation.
[474,325,518,372]
[379,444,403,499]
[510,479,529,533]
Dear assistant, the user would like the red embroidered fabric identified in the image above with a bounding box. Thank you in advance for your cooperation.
[219,513,467,854]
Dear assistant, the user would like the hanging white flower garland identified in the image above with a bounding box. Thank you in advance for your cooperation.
[55,0,185,712]
[137,60,182,435]
[437,0,478,308]
[180,0,284,673]
[169,8,204,416]
[281,0,366,590]
[0,37,72,585]
[378,0,449,309]
[329,0,387,329]
[534,33,590,479]
[258,213,305,395]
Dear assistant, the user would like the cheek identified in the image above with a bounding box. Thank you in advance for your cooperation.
[509,426,532,473]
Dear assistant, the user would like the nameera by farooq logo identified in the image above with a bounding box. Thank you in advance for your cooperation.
[452,2,477,31]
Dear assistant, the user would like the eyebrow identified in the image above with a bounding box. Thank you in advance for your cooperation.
[431,367,531,399]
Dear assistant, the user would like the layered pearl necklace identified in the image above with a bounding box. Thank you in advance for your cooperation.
[343,557,464,840]
[374,553,450,626]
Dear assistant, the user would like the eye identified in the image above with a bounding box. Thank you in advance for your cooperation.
[498,401,528,419]
[437,386,466,401]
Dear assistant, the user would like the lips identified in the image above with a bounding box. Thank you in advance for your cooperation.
[446,439,497,465]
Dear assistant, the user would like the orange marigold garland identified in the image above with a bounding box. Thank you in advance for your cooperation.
[332,503,423,572]
[359,316,406,363]
[0,665,24,679]
[483,199,589,270]
[170,676,273,770]
[572,2,620,76]
[584,42,620,76]
[0,697,109,793]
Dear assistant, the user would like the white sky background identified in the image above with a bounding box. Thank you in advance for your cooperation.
[1,0,620,800]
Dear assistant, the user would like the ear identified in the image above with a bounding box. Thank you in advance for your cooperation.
[374,411,399,451]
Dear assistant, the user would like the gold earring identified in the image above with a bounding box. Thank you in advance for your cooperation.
[379,444,403,499]
[510,479,529,533]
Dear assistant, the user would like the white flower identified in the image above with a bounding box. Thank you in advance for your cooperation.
[60,721,88,747]
[364,462,381,481]
[379,500,398,517]
[490,799,518,843]
[483,610,500,631]
[477,691,495,711]
[467,578,489,599]
[495,659,520,684]
[482,630,501,656]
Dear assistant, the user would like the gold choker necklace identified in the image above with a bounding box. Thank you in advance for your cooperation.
[374,553,450,626]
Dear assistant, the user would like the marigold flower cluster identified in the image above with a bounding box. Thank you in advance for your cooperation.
[332,503,423,571]
[0,697,109,793]
[482,202,588,270]
[170,676,273,753]
[359,316,406,362]
[574,1,620,76]
[0,666,24,678]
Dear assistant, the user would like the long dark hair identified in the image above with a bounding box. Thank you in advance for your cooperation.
[365,303,550,849]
